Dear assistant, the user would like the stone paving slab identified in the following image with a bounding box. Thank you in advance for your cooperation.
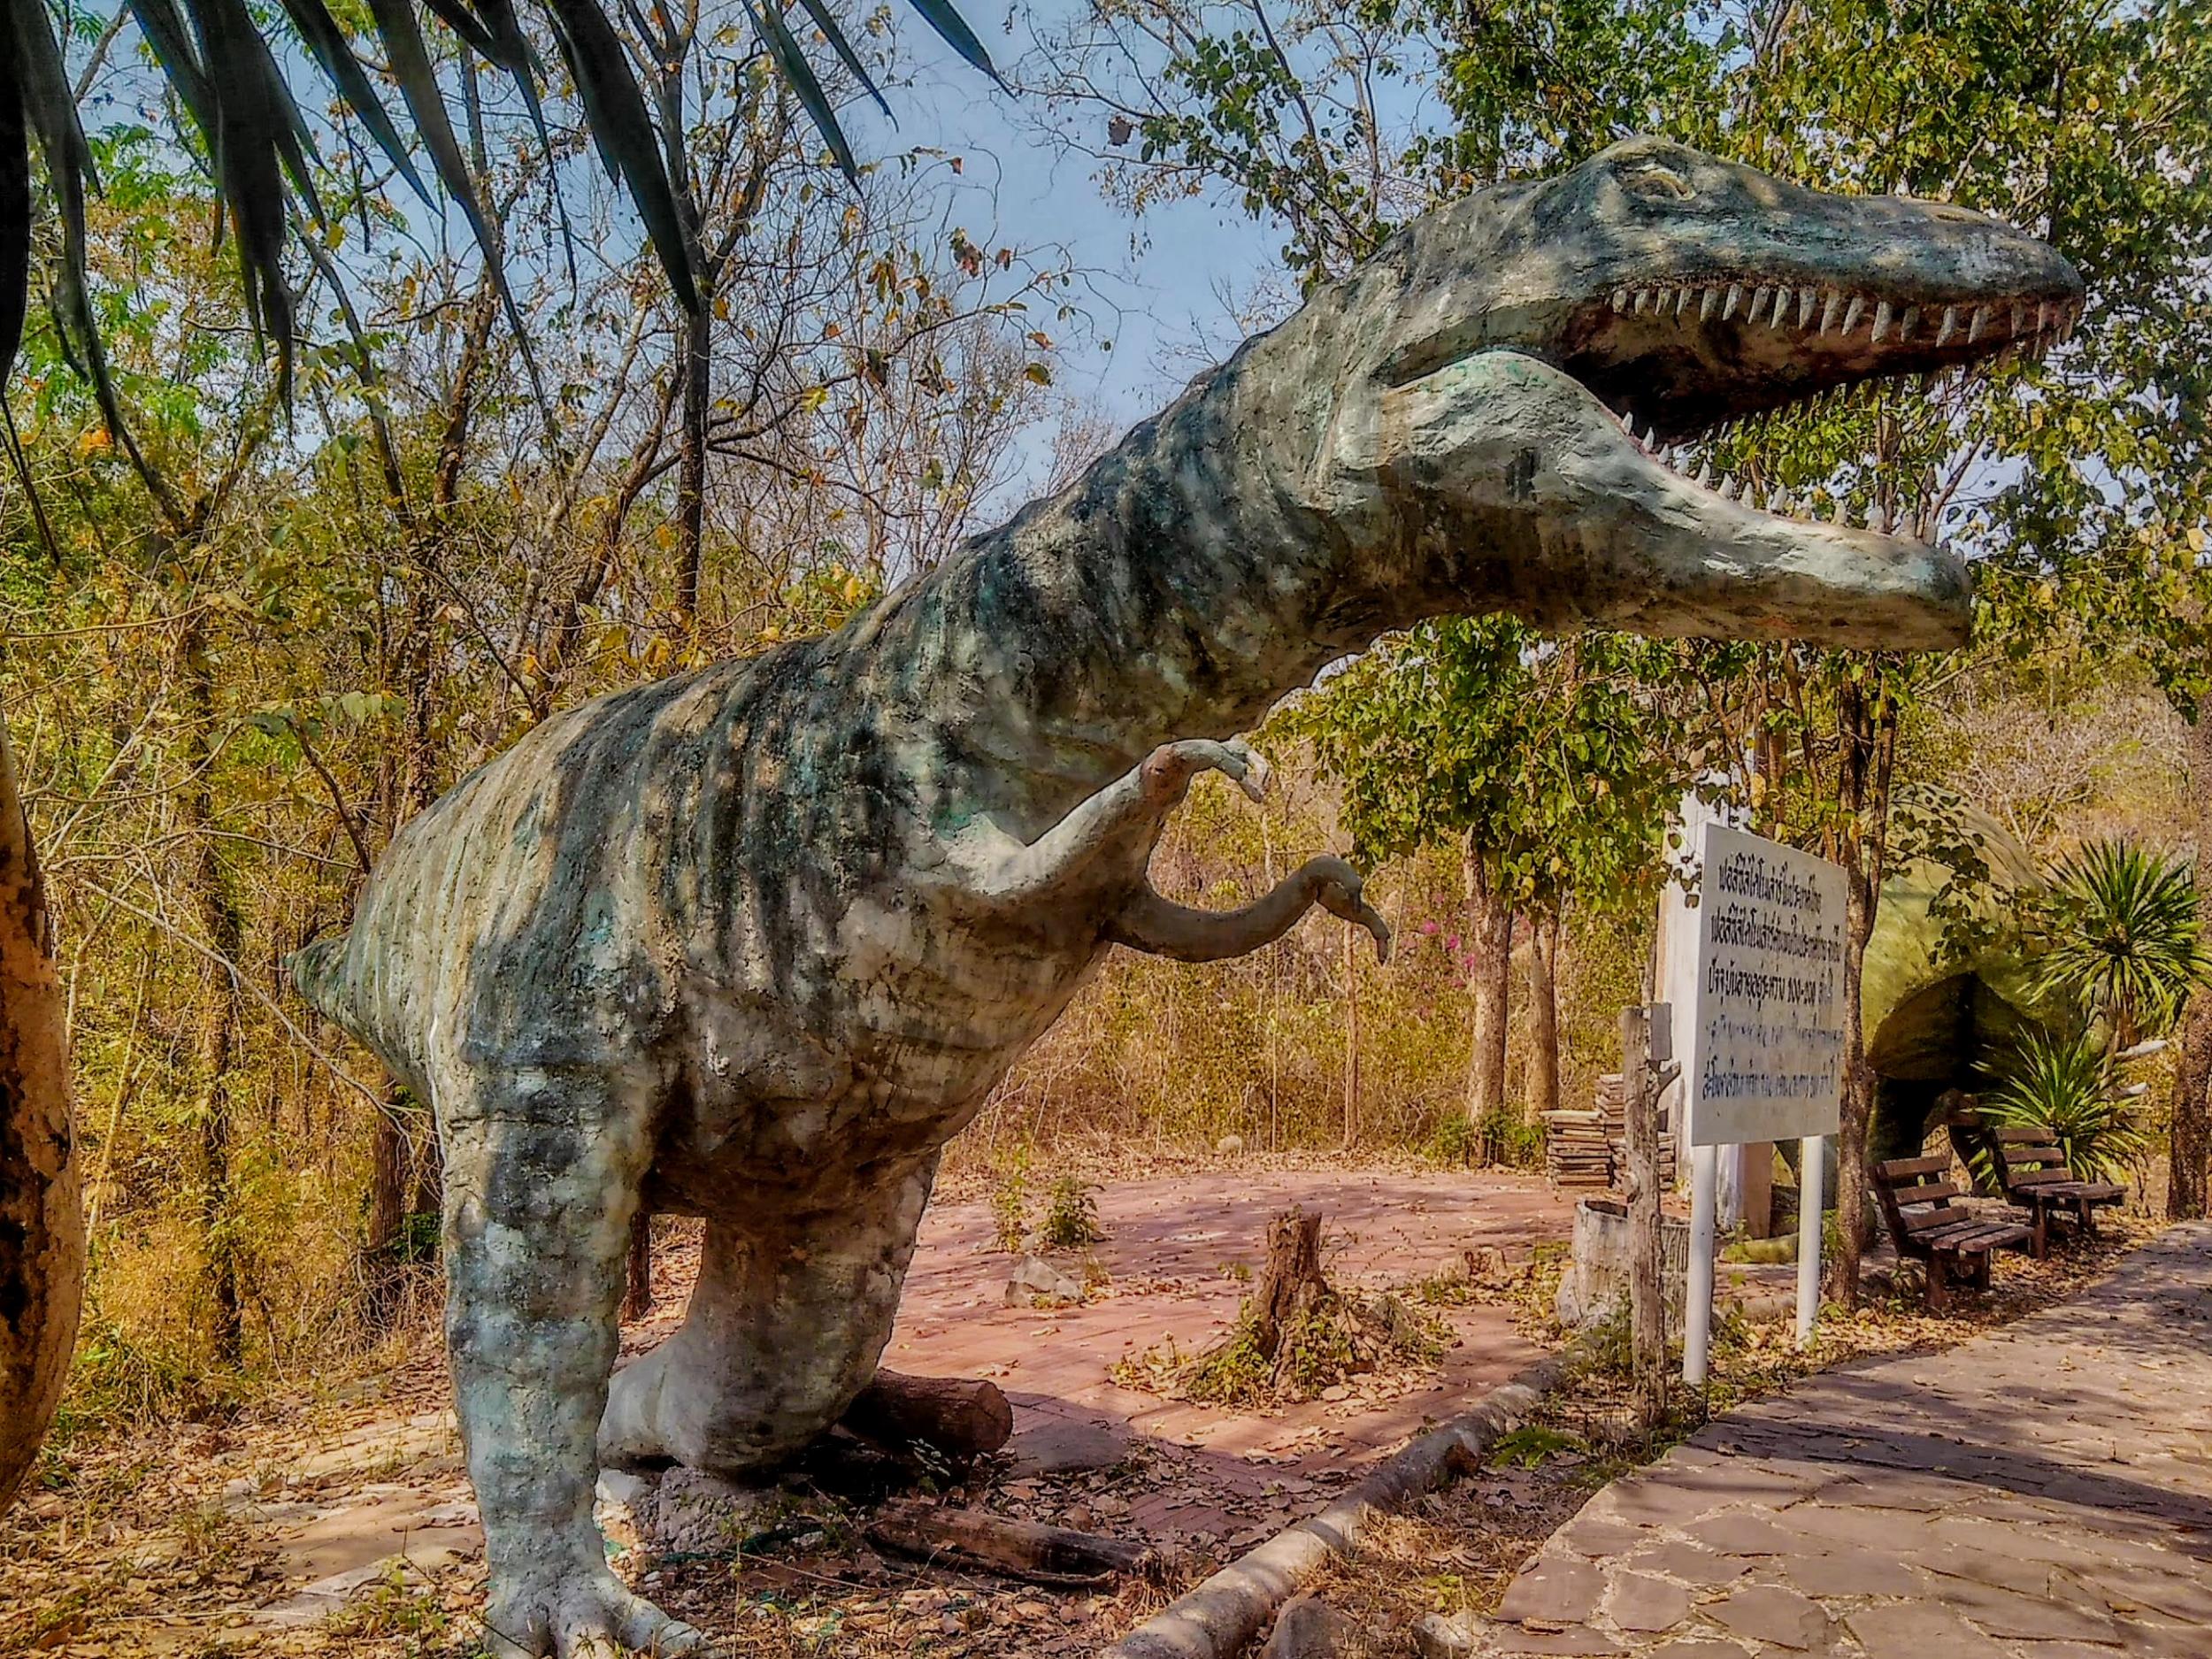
[1465,1225,2212,1658]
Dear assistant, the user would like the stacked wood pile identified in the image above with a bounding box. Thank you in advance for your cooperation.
[1543,1074,1678,1191]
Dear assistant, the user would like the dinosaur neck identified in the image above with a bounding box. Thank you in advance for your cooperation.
[877,314,1385,829]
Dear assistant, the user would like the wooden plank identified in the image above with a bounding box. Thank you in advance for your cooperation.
[1891,1182,1961,1208]
[1877,1155,1950,1179]
[2003,1146,2065,1166]
[2012,1168,2077,1187]
[1994,1126,2055,1143]
[1902,1205,1975,1235]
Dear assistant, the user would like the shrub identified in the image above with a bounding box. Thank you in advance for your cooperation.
[1041,1176,1105,1248]
[1985,1029,2149,1187]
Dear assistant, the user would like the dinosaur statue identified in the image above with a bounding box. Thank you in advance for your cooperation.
[288,136,2081,1655]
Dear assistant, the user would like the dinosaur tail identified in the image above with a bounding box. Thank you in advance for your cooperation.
[288,934,356,1028]
[0,702,79,1517]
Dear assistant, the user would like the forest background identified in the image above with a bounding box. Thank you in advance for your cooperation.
[4,0,2208,1425]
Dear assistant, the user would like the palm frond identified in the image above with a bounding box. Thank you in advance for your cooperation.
[0,0,1003,407]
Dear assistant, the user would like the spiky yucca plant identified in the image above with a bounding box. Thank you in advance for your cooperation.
[1985,1030,2149,1187]
[2034,840,2210,1047]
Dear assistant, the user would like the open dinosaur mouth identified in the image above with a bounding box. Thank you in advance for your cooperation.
[1563,277,2084,543]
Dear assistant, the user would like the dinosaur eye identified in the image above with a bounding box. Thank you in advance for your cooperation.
[1623,164,1694,201]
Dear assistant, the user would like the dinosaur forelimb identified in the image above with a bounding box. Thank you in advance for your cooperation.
[947,738,1271,904]
[1106,856,1391,964]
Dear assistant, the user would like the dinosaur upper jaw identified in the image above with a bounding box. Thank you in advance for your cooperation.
[1560,272,2085,449]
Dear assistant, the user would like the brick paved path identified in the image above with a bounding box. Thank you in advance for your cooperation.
[1465,1224,2212,1657]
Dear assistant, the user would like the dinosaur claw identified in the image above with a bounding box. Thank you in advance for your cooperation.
[1233,746,1271,803]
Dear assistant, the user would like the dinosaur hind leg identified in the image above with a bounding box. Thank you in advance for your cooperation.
[599,1164,934,1475]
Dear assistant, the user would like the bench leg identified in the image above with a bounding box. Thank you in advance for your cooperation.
[2079,1199,2098,1240]
[2030,1204,2047,1260]
[1926,1256,1950,1314]
[1974,1252,1993,1291]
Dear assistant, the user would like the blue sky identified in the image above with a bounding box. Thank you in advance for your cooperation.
[841,5,1289,431]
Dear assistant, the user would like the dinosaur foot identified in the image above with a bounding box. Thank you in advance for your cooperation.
[482,1553,703,1658]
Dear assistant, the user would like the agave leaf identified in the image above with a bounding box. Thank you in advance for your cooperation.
[795,0,889,119]
[899,0,1000,85]
[278,0,433,206]
[538,0,698,311]
[742,0,857,184]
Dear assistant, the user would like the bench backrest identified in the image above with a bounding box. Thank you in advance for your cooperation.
[1987,1125,2078,1192]
[1871,1155,1972,1254]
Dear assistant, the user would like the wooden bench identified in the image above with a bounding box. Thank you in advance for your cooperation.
[1948,1112,2126,1259]
[1871,1155,2032,1312]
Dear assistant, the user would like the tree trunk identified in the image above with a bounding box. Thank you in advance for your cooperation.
[622,1210,654,1320]
[1462,839,1513,1141]
[363,1104,407,1261]
[1825,677,1896,1307]
[0,703,80,1514]
[1341,926,1360,1148]
[1620,1004,1665,1428]
[180,617,243,1364]
[1528,913,1562,1122]
[673,298,712,626]
[2170,716,2212,1220]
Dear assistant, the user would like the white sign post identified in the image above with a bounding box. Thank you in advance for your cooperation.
[1681,821,1847,1385]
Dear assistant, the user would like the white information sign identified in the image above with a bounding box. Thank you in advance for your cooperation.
[1686,821,1848,1148]
[1678,819,1849,1382]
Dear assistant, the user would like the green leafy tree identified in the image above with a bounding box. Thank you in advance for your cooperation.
[1274,619,1710,1148]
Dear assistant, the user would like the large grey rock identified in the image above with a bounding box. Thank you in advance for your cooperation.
[288,136,2078,1655]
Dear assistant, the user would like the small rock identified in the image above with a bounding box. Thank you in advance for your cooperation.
[1413,1610,1480,1657]
[1005,1255,1084,1306]
[1216,1133,1246,1156]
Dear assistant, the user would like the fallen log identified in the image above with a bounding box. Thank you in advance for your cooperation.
[865,1501,1158,1587]
[1102,1337,1591,1659]
[839,1370,1014,1460]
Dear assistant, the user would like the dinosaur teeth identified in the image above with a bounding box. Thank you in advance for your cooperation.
[1613,288,1630,312]
[1701,286,1720,321]
[1694,460,1713,487]
[1632,288,1651,314]
[1750,284,1771,324]
[1770,284,1790,326]
[1796,288,1816,331]
[1723,283,1744,320]
[1968,304,1992,342]
[1675,286,1692,316]
[1819,290,1843,334]
[1842,295,1866,335]
[2012,301,2030,336]
[1870,300,1894,344]
[1830,493,1849,525]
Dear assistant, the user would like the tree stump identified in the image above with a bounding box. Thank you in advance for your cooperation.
[1251,1207,1329,1362]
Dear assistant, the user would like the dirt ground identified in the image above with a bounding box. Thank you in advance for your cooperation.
[0,1161,2158,1659]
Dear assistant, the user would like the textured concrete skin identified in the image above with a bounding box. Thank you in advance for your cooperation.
[293,137,2081,1655]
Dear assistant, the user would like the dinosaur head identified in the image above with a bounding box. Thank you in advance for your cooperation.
[1299,136,2084,648]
